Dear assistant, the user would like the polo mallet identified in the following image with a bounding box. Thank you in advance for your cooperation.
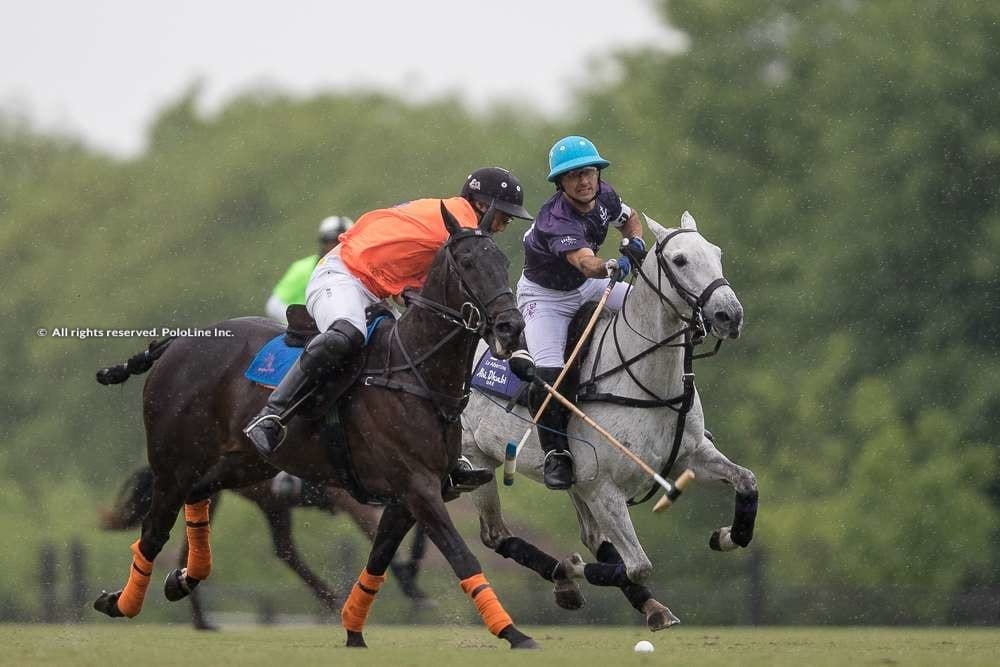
[531,377,695,512]
[502,279,615,486]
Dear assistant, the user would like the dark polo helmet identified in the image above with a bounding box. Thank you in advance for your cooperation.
[461,167,533,220]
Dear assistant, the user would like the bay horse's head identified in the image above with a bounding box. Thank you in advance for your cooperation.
[423,202,524,358]
[640,211,744,340]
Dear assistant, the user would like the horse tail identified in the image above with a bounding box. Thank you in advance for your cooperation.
[99,466,155,530]
[96,337,175,385]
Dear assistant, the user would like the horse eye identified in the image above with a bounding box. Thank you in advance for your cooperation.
[672,255,688,267]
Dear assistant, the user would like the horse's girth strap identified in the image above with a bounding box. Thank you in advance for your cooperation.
[117,539,153,618]
[341,569,387,632]
[460,573,513,636]
[184,499,212,581]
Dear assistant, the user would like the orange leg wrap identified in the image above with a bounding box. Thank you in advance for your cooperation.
[460,572,513,636]
[116,540,153,618]
[184,499,212,580]
[341,569,386,632]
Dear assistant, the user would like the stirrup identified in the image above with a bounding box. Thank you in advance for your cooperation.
[243,414,288,454]
[543,449,575,490]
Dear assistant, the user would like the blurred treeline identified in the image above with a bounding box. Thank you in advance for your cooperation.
[2,1,998,626]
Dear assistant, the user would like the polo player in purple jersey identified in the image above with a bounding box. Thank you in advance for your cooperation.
[518,136,648,489]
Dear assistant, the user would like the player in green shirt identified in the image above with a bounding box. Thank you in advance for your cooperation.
[266,215,355,323]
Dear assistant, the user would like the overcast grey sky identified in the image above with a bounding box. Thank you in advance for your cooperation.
[0,0,684,157]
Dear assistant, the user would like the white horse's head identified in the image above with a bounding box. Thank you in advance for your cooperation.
[641,211,744,339]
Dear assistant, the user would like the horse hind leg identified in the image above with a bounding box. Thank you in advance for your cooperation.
[163,453,278,604]
[94,468,194,618]
[470,474,586,611]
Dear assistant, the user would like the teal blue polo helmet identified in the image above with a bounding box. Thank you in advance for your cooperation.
[547,135,610,183]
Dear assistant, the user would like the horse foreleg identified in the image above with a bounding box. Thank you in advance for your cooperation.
[328,486,430,605]
[571,487,680,631]
[342,502,416,648]
[406,479,538,650]
[683,435,759,551]
[94,469,192,618]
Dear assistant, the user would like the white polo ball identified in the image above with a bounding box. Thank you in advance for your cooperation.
[634,640,655,653]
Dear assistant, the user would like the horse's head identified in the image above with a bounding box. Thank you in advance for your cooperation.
[641,211,744,340]
[426,202,524,358]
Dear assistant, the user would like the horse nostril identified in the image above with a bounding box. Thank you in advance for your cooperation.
[715,311,730,323]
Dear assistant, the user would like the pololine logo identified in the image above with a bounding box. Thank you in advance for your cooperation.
[468,178,481,191]
[559,237,576,245]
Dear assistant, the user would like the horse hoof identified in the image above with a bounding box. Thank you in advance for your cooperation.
[345,630,367,648]
[511,637,541,650]
[164,568,199,601]
[709,527,738,552]
[553,578,585,610]
[93,590,125,618]
[642,599,680,631]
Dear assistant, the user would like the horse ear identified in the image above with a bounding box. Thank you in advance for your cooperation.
[440,201,462,236]
[643,213,670,243]
[680,210,698,231]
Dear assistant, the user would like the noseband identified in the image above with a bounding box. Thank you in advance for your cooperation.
[637,228,730,335]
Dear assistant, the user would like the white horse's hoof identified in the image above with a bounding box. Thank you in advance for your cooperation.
[709,526,739,552]
[642,598,680,631]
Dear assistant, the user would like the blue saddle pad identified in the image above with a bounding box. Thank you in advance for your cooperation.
[471,349,524,399]
[245,316,389,388]
[245,336,304,388]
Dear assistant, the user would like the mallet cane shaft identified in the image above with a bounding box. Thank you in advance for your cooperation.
[533,377,695,512]
[503,280,616,486]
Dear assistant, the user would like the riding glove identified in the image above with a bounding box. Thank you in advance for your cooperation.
[621,236,648,264]
[604,256,631,282]
[508,349,536,382]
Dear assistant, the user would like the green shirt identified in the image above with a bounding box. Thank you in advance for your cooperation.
[272,254,319,305]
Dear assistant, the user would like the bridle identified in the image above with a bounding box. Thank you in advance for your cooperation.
[578,228,731,505]
[362,228,519,424]
[404,228,516,336]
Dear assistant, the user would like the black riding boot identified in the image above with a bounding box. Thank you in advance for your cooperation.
[530,366,577,490]
[244,319,364,459]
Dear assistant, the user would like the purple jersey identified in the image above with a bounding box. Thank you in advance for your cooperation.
[522,181,629,290]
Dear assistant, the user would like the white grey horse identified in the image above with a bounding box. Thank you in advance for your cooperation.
[461,211,758,631]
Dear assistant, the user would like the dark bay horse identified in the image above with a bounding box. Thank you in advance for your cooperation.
[100,466,432,629]
[93,205,541,649]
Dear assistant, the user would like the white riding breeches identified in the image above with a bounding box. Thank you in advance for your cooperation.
[517,274,630,368]
[306,249,379,335]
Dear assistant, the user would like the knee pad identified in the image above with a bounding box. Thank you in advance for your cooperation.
[300,320,365,377]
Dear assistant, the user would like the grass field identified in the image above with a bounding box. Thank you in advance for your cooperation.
[2,624,999,666]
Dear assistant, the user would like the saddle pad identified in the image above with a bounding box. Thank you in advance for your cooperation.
[471,348,524,399]
[245,316,390,388]
[244,335,304,388]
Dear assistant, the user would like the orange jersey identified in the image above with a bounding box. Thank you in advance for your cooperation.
[337,197,479,298]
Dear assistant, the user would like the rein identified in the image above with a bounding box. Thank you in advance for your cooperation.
[578,229,728,506]
[360,229,515,424]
